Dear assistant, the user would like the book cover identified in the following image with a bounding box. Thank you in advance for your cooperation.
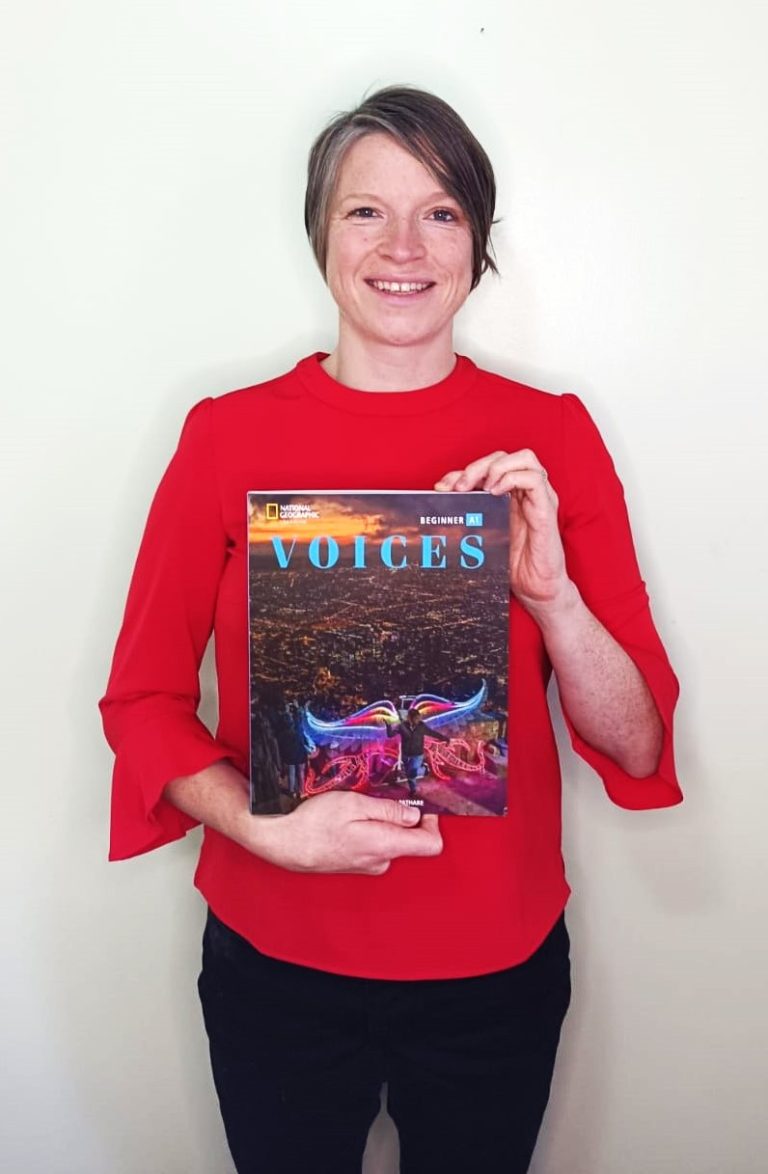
[247,491,510,817]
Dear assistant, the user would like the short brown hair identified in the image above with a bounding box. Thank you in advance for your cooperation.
[304,85,498,291]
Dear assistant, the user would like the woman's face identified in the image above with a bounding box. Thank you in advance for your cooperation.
[324,133,474,353]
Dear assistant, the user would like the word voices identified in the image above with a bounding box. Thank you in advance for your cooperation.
[271,533,485,570]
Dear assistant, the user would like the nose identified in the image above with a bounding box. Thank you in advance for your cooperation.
[379,215,426,262]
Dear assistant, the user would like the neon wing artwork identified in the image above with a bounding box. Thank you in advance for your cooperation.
[301,682,496,795]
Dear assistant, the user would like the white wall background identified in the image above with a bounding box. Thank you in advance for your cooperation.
[2,1,766,1171]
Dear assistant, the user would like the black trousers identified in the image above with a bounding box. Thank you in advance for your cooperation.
[198,908,571,1174]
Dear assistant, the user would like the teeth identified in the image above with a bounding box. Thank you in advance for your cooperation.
[371,280,431,293]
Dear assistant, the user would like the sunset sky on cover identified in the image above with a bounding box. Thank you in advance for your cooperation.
[247,492,508,552]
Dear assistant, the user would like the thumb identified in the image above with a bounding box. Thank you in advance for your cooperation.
[366,798,422,825]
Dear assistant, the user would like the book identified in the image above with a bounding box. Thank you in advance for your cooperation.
[247,491,510,817]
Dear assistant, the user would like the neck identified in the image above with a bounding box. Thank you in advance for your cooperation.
[320,326,457,392]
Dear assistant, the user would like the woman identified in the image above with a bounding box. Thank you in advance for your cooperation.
[100,85,682,1173]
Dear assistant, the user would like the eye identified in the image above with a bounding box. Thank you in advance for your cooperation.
[347,206,379,219]
[430,207,459,222]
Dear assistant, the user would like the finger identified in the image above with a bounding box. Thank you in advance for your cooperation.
[351,815,443,867]
[433,470,466,491]
[355,795,422,825]
[447,451,510,492]
[385,822,444,859]
[481,451,547,490]
[487,469,556,503]
[437,449,547,493]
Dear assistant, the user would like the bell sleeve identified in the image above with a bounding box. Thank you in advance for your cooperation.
[99,397,242,860]
[557,392,683,810]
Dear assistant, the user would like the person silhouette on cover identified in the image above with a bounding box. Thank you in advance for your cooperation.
[387,706,450,796]
[276,701,310,798]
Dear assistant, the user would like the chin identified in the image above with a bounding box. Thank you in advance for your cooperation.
[365,319,451,349]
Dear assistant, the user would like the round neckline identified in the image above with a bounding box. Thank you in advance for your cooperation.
[293,351,476,416]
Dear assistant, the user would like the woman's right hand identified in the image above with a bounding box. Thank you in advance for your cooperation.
[254,790,443,876]
[164,762,442,876]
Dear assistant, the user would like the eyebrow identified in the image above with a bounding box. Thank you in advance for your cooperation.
[338,190,458,203]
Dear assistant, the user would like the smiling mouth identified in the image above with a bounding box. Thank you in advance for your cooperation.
[365,279,436,296]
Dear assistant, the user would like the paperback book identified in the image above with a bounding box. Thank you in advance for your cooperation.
[247,491,510,817]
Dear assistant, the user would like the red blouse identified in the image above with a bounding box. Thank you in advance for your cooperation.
[99,353,682,979]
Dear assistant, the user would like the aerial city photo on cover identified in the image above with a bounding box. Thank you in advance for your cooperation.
[247,491,510,817]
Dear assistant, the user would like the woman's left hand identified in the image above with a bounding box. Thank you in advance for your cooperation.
[434,450,571,611]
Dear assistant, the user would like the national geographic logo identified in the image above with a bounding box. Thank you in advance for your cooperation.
[261,501,320,521]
